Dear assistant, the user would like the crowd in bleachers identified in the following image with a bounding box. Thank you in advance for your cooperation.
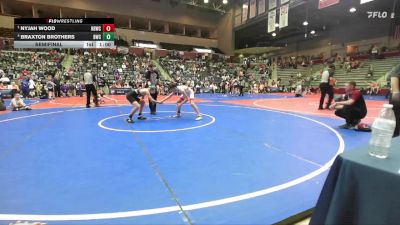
[0,50,64,99]
[159,56,279,94]
[69,51,155,94]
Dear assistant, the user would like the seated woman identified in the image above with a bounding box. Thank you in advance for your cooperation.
[10,94,31,111]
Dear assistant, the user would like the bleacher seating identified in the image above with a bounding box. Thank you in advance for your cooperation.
[0,28,13,38]
[277,56,400,90]
[0,50,64,81]
[363,57,400,83]
[277,66,317,87]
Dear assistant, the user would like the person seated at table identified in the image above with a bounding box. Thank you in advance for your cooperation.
[10,94,31,111]
[330,81,367,129]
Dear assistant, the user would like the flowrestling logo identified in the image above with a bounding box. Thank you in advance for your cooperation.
[367,11,395,19]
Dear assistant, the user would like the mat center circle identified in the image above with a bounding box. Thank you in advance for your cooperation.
[98,111,216,133]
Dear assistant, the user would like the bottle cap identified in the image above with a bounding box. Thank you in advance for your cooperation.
[383,104,393,109]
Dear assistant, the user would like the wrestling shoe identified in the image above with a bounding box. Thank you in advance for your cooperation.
[348,120,361,130]
[126,118,135,123]
[339,123,351,129]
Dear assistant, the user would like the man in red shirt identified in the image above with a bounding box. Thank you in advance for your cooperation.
[331,81,367,129]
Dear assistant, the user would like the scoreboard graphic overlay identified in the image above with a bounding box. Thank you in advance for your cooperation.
[14,18,115,49]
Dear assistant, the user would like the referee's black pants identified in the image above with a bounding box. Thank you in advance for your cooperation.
[239,85,244,96]
[55,85,61,97]
[149,90,158,113]
[319,83,334,109]
[85,84,98,107]
[335,106,366,126]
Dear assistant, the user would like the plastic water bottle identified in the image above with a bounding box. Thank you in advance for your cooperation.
[368,104,396,159]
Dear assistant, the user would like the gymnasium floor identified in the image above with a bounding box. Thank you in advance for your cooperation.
[0,93,384,225]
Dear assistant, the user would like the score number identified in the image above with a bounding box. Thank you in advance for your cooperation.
[102,24,115,32]
[102,24,115,41]
[103,32,115,41]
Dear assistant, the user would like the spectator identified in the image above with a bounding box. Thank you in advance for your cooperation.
[369,81,380,95]
[46,75,56,99]
[10,94,31,111]
[97,76,108,95]
[28,77,36,97]
[76,82,84,97]
[0,73,10,84]
[387,64,400,137]
[21,77,30,98]
[10,81,19,95]
[366,64,374,79]
[370,44,379,59]
[351,60,360,70]
[295,81,303,97]
[61,83,70,97]
[39,85,48,99]
[22,67,30,76]
[0,93,5,111]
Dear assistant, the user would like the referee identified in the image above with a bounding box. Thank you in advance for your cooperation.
[145,64,160,114]
[83,68,99,108]
[319,64,335,110]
